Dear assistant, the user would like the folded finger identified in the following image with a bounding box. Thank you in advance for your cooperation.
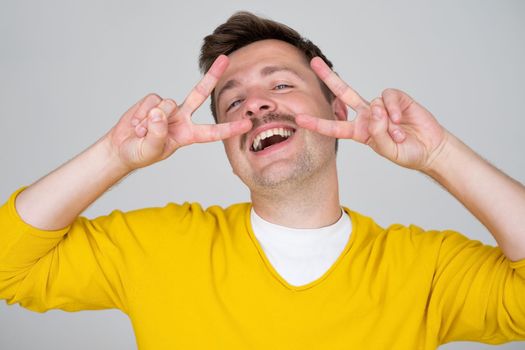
[378,92,406,143]
[370,97,405,144]
[134,99,176,137]
[140,108,169,161]
[381,88,412,124]
[368,98,397,154]
[130,93,162,126]
[388,124,406,143]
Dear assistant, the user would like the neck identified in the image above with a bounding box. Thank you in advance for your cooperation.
[250,162,342,229]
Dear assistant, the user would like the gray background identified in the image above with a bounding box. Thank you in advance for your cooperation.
[1,0,524,348]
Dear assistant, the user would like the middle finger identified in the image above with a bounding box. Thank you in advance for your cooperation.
[310,57,368,110]
[179,54,229,117]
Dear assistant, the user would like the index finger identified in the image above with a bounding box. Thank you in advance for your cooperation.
[179,55,229,116]
[295,114,355,139]
[310,57,368,110]
[192,119,252,143]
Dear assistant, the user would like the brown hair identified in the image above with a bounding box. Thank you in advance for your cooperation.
[199,11,335,122]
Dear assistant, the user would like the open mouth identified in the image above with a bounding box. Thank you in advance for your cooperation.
[250,127,296,152]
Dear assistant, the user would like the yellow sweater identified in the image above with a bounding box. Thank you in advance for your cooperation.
[1,188,525,349]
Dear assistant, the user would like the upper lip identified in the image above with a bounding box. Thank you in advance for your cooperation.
[247,122,297,151]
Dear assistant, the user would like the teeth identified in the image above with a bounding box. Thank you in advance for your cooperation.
[252,127,294,152]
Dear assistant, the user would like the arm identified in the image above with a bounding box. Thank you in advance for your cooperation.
[15,55,250,231]
[296,57,525,262]
[425,133,525,261]
[0,55,250,310]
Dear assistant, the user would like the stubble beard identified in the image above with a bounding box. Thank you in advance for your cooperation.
[242,112,314,191]
[236,111,335,196]
[250,149,315,191]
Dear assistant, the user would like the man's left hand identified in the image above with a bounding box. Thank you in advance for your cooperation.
[296,57,448,171]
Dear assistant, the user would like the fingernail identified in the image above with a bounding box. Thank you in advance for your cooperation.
[392,129,405,142]
[151,109,162,122]
[137,126,147,137]
[392,112,401,122]
[159,100,175,115]
[372,106,382,120]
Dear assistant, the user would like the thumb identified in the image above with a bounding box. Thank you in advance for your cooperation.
[140,108,169,163]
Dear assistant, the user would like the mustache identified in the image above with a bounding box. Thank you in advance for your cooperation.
[240,112,296,150]
[249,112,296,129]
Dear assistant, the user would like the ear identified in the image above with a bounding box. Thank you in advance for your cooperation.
[332,97,348,121]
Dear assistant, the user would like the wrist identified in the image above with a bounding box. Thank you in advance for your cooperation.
[421,131,480,190]
[421,131,457,178]
[97,135,135,179]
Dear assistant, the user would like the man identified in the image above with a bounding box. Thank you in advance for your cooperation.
[0,11,524,349]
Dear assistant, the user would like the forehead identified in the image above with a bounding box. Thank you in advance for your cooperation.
[217,39,310,87]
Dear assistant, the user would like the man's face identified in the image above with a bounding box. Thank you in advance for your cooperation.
[215,39,345,191]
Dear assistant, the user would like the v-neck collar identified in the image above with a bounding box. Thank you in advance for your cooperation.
[243,204,357,292]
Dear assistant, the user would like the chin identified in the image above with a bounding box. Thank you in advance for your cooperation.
[246,157,317,191]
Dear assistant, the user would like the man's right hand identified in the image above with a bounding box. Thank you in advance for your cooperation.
[107,55,252,171]
[14,55,250,230]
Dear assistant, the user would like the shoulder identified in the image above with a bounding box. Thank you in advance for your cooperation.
[73,202,251,251]
[347,208,480,246]
[88,202,250,229]
[346,208,498,265]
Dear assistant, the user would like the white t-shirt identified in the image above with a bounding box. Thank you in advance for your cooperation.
[250,208,352,286]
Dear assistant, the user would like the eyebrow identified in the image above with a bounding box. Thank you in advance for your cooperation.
[260,65,304,80]
[215,65,305,106]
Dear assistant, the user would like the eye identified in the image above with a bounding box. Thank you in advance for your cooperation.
[274,83,292,90]
[226,99,242,112]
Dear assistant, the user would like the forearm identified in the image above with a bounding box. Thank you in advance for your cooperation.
[15,135,130,231]
[424,132,525,261]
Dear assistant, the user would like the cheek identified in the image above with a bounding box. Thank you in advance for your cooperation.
[223,139,235,157]
[222,138,243,169]
[282,93,332,117]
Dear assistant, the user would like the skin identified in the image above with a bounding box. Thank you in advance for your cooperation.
[296,57,525,261]
[214,40,347,228]
[15,39,525,261]
[14,56,252,230]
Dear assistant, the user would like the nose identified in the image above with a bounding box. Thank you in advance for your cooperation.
[243,91,277,118]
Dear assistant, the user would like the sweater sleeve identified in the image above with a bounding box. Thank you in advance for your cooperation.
[0,188,163,314]
[425,227,525,344]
